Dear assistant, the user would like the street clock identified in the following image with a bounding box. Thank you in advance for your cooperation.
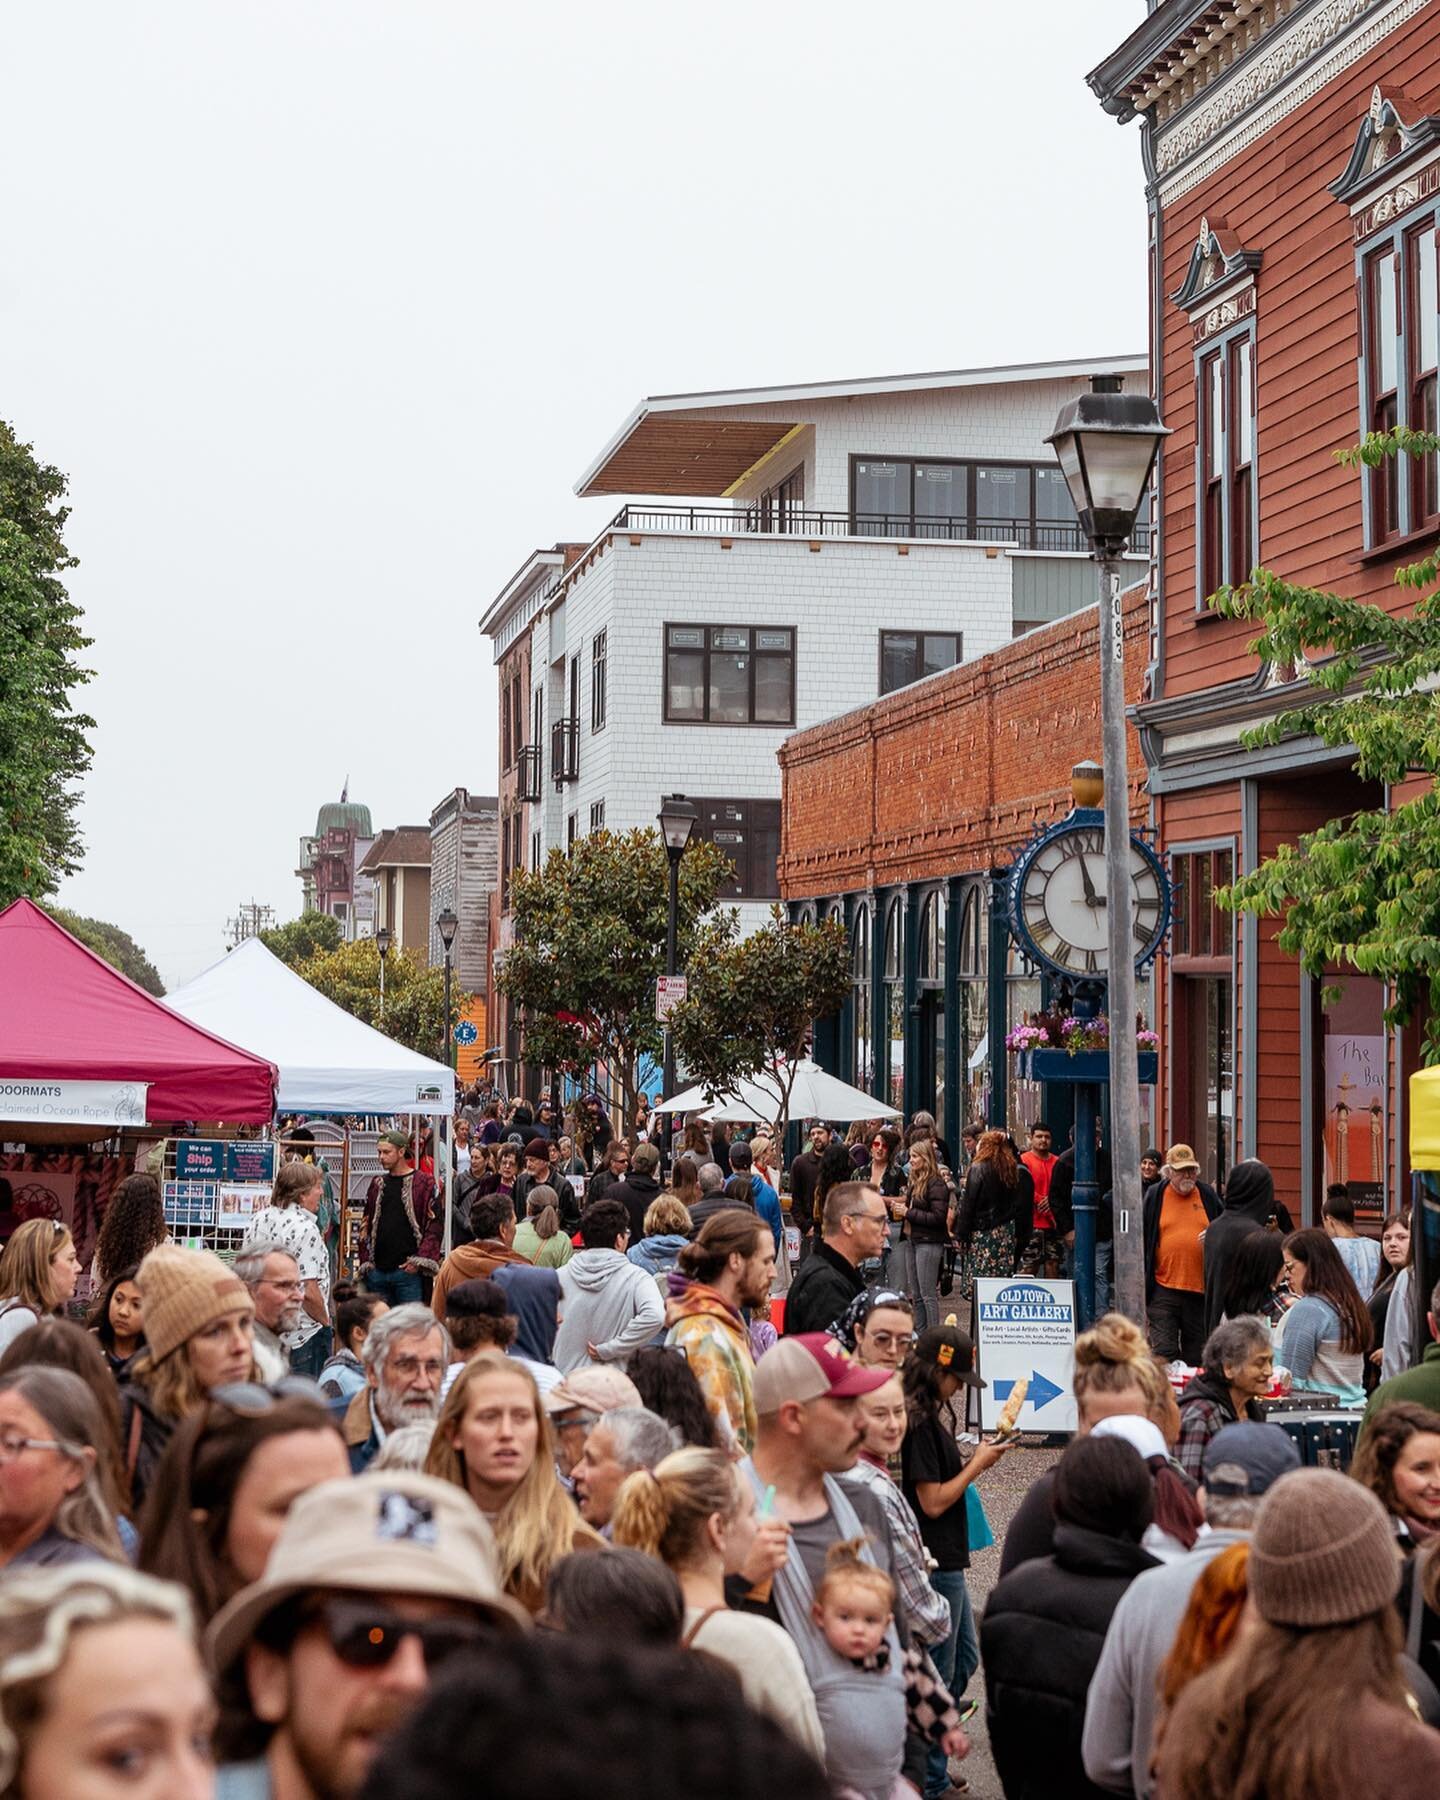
[1008,814,1170,980]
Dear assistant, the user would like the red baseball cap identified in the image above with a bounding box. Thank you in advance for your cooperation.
[753,1333,895,1413]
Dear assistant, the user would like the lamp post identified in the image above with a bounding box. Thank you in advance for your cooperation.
[657,794,699,1175]
[436,907,459,1069]
[1046,380,1169,1327]
[375,924,392,1023]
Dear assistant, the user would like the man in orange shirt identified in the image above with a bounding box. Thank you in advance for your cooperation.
[1141,1143,1220,1363]
[1020,1122,1059,1275]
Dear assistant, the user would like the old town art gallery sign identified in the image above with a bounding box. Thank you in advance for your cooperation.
[0,1081,150,1127]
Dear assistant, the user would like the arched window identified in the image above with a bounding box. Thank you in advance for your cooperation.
[918,890,946,984]
[882,899,905,1111]
[958,883,987,1126]
[851,906,872,1093]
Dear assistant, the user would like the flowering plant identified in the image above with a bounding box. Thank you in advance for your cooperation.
[1007,1014,1159,1058]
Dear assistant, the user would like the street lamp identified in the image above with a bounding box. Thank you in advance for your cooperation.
[657,794,699,1173]
[436,907,459,1069]
[375,924,392,1023]
[1046,380,1169,1328]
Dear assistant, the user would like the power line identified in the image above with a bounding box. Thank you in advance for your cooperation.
[225,899,275,947]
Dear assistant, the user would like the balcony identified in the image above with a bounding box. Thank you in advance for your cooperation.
[609,502,1151,556]
[516,745,542,803]
[550,716,578,786]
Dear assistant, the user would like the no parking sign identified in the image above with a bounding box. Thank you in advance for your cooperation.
[973,1276,1078,1435]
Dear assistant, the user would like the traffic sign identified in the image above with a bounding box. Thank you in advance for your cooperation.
[655,975,688,1021]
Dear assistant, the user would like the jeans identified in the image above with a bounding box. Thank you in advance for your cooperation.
[926,1567,979,1798]
[365,1268,423,1307]
[1095,1241,1113,1318]
[889,1238,945,1332]
[289,1327,332,1381]
[1148,1284,1206,1363]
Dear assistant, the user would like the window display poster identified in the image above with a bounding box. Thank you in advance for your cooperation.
[225,1141,276,1186]
[217,1185,263,1231]
[175,1139,226,1182]
[1323,1033,1386,1220]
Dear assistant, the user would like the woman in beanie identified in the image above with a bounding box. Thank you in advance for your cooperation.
[1154,1468,1440,1797]
[118,1243,257,1508]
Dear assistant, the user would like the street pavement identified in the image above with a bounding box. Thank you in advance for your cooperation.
[952,1439,1060,1800]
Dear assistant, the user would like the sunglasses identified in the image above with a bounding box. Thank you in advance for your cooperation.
[307,1598,488,1670]
[209,1377,326,1414]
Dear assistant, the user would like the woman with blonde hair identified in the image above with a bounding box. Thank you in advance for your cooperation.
[0,1563,212,1797]
[0,1220,81,1356]
[611,1445,821,1758]
[513,1185,574,1269]
[118,1244,257,1509]
[890,1136,951,1331]
[425,1350,601,1613]
[1000,1312,1176,1576]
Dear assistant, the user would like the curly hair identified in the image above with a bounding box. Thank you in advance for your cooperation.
[625,1346,719,1451]
[93,1174,167,1286]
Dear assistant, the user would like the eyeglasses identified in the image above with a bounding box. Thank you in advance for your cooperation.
[866,1331,915,1353]
[853,1208,889,1226]
[0,1432,65,1464]
[389,1356,446,1381]
[261,1278,304,1296]
[307,1598,488,1670]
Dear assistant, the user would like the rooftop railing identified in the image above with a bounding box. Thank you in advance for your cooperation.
[609,503,1152,555]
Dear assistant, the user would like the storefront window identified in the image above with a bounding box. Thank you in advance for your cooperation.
[1007,943,1042,1133]
[959,886,988,1129]
[852,907,872,1094]
[1321,974,1388,1222]
[883,899,905,1113]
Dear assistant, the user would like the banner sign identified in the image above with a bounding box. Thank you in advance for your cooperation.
[163,1181,217,1230]
[225,1141,276,1185]
[217,1185,264,1231]
[973,1276,1078,1434]
[175,1139,225,1181]
[0,1081,149,1128]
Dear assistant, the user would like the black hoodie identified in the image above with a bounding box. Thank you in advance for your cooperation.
[1201,1159,1294,1335]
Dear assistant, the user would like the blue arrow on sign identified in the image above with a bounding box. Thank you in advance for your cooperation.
[993,1370,1064,1413]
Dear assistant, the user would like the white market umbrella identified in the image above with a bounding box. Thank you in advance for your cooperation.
[704,1061,901,1125]
[651,1080,721,1114]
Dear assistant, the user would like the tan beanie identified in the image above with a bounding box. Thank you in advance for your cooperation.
[1248,1468,1399,1628]
[138,1243,252,1364]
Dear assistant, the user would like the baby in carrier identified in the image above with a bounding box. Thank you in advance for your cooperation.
[812,1538,969,1798]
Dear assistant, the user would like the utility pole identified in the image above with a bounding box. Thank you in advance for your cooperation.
[226,900,275,947]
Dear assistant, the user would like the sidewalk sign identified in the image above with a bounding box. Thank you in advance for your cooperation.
[971,1276,1078,1435]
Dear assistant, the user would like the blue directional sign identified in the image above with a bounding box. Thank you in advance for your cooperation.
[993,1370,1064,1413]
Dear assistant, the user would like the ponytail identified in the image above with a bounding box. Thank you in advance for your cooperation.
[610,1467,669,1558]
[610,1447,737,1567]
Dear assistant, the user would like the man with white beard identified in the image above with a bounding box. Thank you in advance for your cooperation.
[235,1244,305,1383]
[341,1303,451,1472]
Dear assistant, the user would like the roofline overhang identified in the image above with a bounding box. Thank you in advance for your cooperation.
[1087,0,1222,120]
[479,548,566,638]
[573,352,1149,497]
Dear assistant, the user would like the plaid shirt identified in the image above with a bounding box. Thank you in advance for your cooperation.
[842,1455,952,1648]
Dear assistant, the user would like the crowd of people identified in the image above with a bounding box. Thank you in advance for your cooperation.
[0,1095,1436,1797]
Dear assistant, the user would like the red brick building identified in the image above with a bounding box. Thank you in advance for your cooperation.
[1089,0,1438,1216]
[777,583,1151,1159]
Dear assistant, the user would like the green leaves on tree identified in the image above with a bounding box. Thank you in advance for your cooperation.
[52,909,163,995]
[260,910,345,968]
[1211,429,1440,1059]
[0,421,94,906]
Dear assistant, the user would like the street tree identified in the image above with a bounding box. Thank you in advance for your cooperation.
[260,910,345,968]
[668,907,852,1145]
[1214,425,1440,1057]
[295,936,466,1061]
[497,828,735,1119]
[52,908,163,996]
[0,422,93,906]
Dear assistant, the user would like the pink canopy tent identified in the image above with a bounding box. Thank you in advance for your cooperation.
[0,899,276,1124]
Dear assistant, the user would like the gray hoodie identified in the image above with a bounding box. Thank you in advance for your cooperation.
[553,1249,666,1373]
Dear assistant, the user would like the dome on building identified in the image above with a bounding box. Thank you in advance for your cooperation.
[315,798,373,837]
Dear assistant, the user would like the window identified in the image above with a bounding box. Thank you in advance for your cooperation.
[1171,847,1234,959]
[663,625,795,726]
[1410,220,1439,525]
[880,631,962,695]
[882,899,905,1113]
[692,798,782,898]
[1170,846,1236,1188]
[758,464,806,531]
[852,906,872,1093]
[1368,243,1401,539]
[591,630,607,732]
[1194,325,1257,602]
[850,457,1084,549]
[501,679,513,769]
[589,799,605,833]
[530,830,541,874]
[566,813,577,856]
[1356,219,1440,544]
[532,687,543,758]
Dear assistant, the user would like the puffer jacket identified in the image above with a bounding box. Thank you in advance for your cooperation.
[902,1175,953,1246]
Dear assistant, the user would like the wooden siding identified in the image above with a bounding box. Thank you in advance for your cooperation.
[1157,10,1440,700]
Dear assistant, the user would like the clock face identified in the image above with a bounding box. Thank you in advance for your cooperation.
[1013,824,1167,977]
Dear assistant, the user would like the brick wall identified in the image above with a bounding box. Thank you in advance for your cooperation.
[778,581,1151,897]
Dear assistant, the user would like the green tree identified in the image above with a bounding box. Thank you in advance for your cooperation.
[1214,425,1440,1057]
[52,908,164,996]
[669,908,852,1143]
[260,910,345,968]
[295,936,468,1062]
[497,828,735,1118]
[0,422,94,906]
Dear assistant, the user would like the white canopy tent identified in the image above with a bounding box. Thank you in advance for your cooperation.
[655,1060,900,1125]
[164,938,457,1115]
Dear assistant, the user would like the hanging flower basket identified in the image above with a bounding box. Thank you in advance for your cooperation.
[1007,1015,1158,1085]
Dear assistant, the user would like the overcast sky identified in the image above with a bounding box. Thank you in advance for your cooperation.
[3,1,1149,988]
